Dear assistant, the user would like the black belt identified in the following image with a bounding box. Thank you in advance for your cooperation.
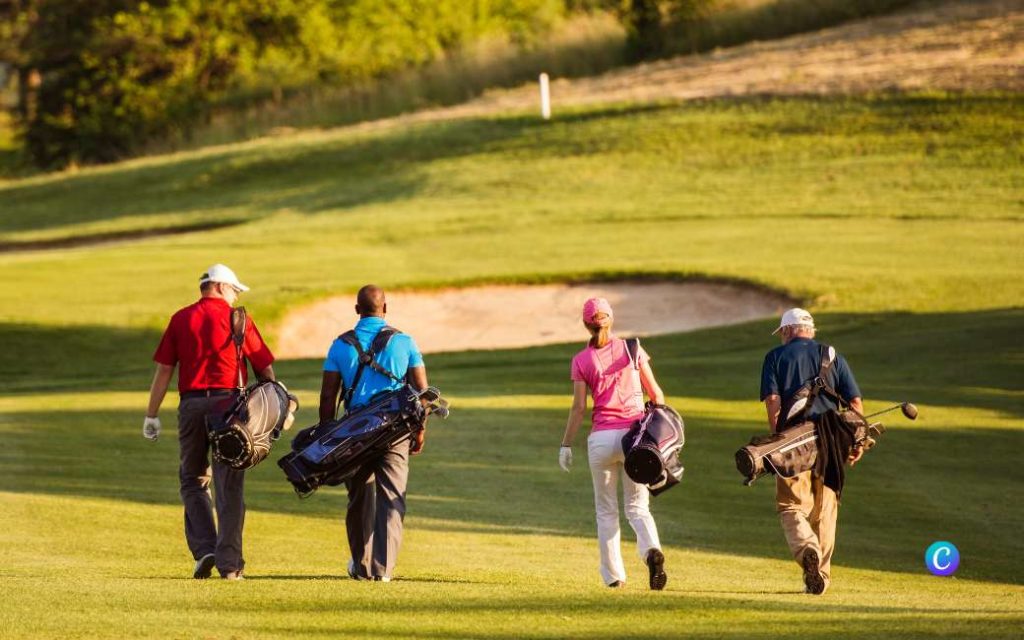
[180,388,236,399]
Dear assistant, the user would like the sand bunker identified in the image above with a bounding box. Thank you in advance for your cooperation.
[275,281,792,358]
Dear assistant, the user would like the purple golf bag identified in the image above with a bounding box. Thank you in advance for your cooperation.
[622,403,686,496]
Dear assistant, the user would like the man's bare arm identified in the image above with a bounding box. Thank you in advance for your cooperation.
[319,371,342,424]
[407,366,429,455]
[256,364,276,382]
[408,365,428,392]
[848,396,866,465]
[147,364,175,418]
[764,394,781,433]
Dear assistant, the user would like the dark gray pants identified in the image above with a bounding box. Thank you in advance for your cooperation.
[345,439,410,579]
[178,396,246,576]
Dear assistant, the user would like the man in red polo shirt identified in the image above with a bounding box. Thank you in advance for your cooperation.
[143,264,275,580]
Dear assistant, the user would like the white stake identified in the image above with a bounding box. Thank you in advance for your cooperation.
[539,73,551,120]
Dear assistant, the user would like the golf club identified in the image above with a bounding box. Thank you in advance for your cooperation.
[863,402,918,421]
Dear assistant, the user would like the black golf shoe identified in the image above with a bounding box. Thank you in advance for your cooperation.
[646,549,667,591]
[802,549,826,595]
[192,553,216,579]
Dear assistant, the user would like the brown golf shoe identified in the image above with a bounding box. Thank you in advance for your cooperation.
[802,550,826,595]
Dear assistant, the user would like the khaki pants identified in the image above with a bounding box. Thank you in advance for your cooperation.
[776,470,837,587]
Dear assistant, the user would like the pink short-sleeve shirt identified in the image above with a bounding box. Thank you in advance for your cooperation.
[571,337,650,432]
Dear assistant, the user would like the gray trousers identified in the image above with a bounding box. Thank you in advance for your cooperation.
[345,439,410,579]
[178,396,246,576]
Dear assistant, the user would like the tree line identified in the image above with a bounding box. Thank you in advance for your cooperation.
[2,0,913,168]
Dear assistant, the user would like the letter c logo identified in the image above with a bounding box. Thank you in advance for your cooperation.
[925,541,960,576]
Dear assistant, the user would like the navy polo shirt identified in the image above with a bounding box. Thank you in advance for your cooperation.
[760,337,861,418]
[323,317,424,410]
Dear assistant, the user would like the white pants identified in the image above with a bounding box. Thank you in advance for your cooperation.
[587,428,662,585]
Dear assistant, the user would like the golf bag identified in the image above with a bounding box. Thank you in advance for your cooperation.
[622,403,685,496]
[735,343,881,485]
[734,412,881,486]
[207,306,299,469]
[615,338,685,496]
[208,380,299,469]
[278,384,448,497]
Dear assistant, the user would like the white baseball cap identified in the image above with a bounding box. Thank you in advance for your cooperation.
[772,307,814,334]
[199,264,249,292]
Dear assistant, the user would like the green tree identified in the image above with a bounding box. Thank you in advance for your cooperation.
[13,0,565,167]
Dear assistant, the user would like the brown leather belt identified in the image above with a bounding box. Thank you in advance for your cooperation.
[180,388,236,399]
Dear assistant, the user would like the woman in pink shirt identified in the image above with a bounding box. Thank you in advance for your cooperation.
[559,297,669,590]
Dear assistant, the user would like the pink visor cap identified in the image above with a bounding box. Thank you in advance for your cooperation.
[582,297,613,323]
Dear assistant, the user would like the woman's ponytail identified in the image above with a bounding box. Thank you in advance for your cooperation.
[586,313,612,349]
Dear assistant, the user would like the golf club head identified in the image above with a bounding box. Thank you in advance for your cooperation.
[901,402,918,420]
[418,387,441,402]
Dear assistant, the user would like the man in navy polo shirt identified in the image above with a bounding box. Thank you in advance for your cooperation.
[318,284,428,582]
[144,264,275,580]
[760,308,863,595]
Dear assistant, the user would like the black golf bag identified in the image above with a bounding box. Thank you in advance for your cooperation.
[735,343,881,485]
[734,412,882,486]
[208,380,299,469]
[734,419,819,486]
[622,403,685,496]
[278,385,448,497]
[207,307,299,469]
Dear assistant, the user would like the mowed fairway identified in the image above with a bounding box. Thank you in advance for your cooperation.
[0,94,1022,638]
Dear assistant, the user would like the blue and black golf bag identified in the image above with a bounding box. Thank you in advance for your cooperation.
[278,385,448,497]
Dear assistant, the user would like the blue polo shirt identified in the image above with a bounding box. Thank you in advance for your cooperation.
[323,317,424,410]
[760,337,861,418]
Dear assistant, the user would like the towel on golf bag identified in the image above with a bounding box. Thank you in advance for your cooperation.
[815,409,858,499]
[278,384,427,497]
[208,381,299,470]
[734,411,867,488]
[621,403,685,496]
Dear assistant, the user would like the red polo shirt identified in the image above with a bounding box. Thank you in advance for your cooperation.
[154,297,275,393]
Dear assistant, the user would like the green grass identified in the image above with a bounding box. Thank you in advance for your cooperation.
[0,94,1021,637]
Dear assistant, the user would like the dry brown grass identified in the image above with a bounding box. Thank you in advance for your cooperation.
[439,0,1023,116]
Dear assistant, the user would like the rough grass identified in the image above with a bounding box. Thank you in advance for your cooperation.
[0,94,1021,637]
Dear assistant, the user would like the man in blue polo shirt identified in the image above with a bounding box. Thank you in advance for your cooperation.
[318,284,428,582]
[760,308,863,595]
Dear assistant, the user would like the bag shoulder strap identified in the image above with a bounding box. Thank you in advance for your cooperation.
[230,306,247,389]
[625,337,641,371]
[810,343,854,412]
[337,325,403,415]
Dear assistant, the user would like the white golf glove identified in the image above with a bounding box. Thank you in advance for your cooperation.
[143,416,162,441]
[558,446,573,473]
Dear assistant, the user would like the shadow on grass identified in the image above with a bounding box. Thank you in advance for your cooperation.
[412,307,1024,418]
[1,308,1022,584]
[2,403,1020,585]
[249,590,1024,639]
[0,103,667,240]
[242,574,486,584]
[0,322,162,393]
